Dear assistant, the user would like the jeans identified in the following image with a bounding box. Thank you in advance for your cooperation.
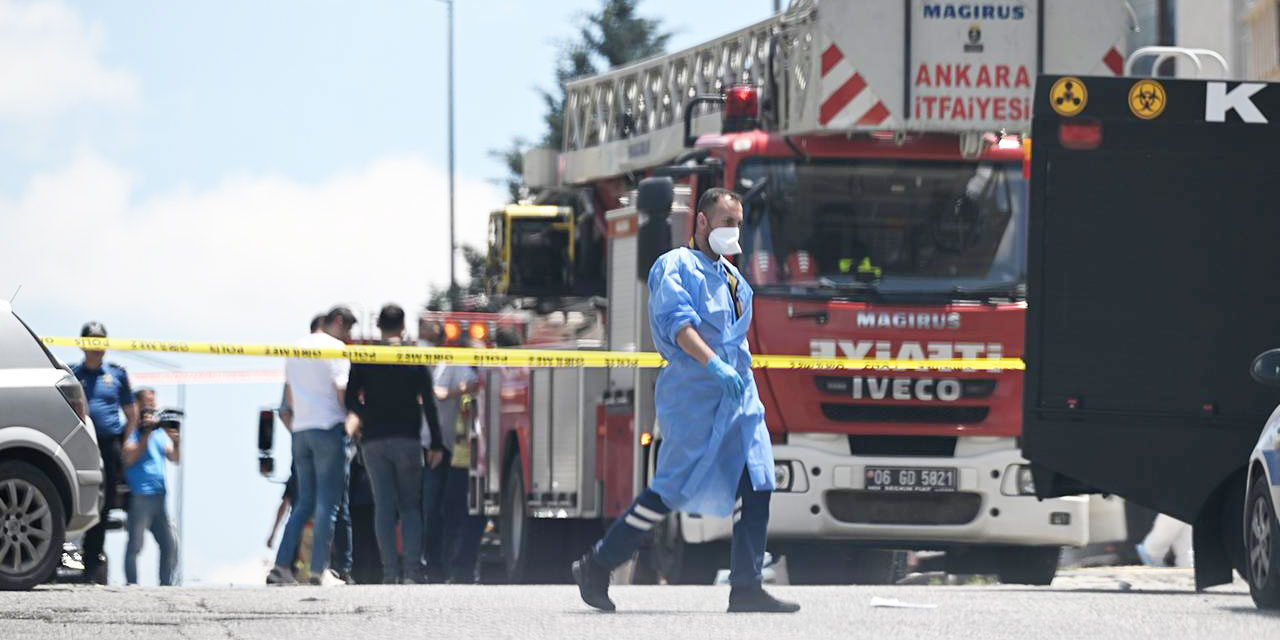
[83,434,122,572]
[274,424,347,574]
[331,437,354,575]
[421,448,451,577]
[594,467,771,586]
[363,438,424,578]
[442,466,485,582]
[124,493,176,585]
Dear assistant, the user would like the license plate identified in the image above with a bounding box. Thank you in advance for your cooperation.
[865,467,958,492]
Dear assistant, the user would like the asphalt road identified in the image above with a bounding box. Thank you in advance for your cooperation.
[4,568,1275,640]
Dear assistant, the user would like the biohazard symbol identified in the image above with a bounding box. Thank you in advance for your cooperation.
[1049,77,1087,117]
[1128,79,1166,120]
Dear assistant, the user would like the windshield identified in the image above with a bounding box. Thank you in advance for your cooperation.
[736,159,1026,298]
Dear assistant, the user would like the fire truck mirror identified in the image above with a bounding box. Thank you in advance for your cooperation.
[637,177,675,275]
[636,177,674,216]
[257,409,274,452]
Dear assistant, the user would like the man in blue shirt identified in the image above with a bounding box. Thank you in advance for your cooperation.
[572,188,798,614]
[122,406,180,585]
[71,321,138,583]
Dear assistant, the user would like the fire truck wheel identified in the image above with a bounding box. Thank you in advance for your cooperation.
[785,545,904,585]
[992,546,1061,586]
[651,515,725,585]
[499,454,580,584]
[848,549,909,585]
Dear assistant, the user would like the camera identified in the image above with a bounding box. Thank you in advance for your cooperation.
[141,408,184,434]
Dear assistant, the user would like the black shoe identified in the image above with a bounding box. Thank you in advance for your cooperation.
[571,551,615,612]
[727,585,800,613]
[336,570,357,585]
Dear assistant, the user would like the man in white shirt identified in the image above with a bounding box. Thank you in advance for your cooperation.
[267,306,356,586]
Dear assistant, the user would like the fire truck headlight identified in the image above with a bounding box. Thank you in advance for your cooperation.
[774,462,793,492]
[1016,465,1037,496]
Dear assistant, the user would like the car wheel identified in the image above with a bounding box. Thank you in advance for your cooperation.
[0,460,67,590]
[1246,477,1280,609]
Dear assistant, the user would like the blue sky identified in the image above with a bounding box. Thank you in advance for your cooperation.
[0,0,773,585]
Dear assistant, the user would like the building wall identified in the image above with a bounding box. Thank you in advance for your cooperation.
[1174,0,1237,78]
[1239,0,1280,80]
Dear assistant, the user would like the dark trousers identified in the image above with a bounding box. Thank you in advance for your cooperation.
[594,467,771,586]
[442,466,485,582]
[83,434,122,572]
[421,448,452,577]
[330,438,354,574]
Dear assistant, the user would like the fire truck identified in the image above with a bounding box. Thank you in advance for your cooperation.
[469,0,1136,585]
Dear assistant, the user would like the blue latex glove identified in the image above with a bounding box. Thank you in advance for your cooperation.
[706,354,745,400]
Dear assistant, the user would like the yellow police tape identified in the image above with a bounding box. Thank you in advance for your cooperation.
[42,336,1025,371]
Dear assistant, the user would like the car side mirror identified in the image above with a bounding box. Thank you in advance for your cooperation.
[1250,349,1280,386]
[257,409,275,451]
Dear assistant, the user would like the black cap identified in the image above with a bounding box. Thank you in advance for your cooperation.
[80,321,107,338]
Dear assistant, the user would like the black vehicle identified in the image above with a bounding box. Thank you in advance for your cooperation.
[1022,72,1280,590]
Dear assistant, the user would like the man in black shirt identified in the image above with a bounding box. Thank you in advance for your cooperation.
[345,304,445,584]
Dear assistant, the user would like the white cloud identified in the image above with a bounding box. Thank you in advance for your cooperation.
[0,150,503,343]
[0,0,138,118]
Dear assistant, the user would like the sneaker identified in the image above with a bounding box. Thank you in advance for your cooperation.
[307,569,346,586]
[336,569,357,585]
[266,565,298,586]
[571,551,615,612]
[1135,543,1158,567]
[727,585,800,613]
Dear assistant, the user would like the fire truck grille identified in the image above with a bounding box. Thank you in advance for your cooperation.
[820,403,989,424]
[824,490,982,526]
[848,435,957,457]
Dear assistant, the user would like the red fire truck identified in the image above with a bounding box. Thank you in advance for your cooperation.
[468,0,1135,585]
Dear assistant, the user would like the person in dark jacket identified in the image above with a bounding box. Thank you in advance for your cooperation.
[344,304,445,584]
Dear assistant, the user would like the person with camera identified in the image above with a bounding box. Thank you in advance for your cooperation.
[121,406,181,586]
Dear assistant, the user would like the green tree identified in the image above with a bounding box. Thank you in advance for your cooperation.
[488,137,528,203]
[491,0,671,200]
[426,244,493,311]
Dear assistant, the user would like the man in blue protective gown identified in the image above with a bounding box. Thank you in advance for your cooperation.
[572,188,799,614]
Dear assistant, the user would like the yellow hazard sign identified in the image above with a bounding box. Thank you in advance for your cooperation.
[1049,77,1087,117]
[1128,79,1166,120]
[43,336,1025,372]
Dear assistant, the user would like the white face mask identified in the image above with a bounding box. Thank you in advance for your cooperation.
[707,226,742,256]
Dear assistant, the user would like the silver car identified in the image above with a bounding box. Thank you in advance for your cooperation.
[1246,349,1280,609]
[0,300,103,590]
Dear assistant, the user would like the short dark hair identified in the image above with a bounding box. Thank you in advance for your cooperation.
[696,188,742,218]
[309,314,325,332]
[325,306,357,327]
[376,304,405,331]
[80,321,107,338]
[134,387,155,402]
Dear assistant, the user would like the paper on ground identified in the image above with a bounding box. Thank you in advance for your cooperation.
[869,597,938,609]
